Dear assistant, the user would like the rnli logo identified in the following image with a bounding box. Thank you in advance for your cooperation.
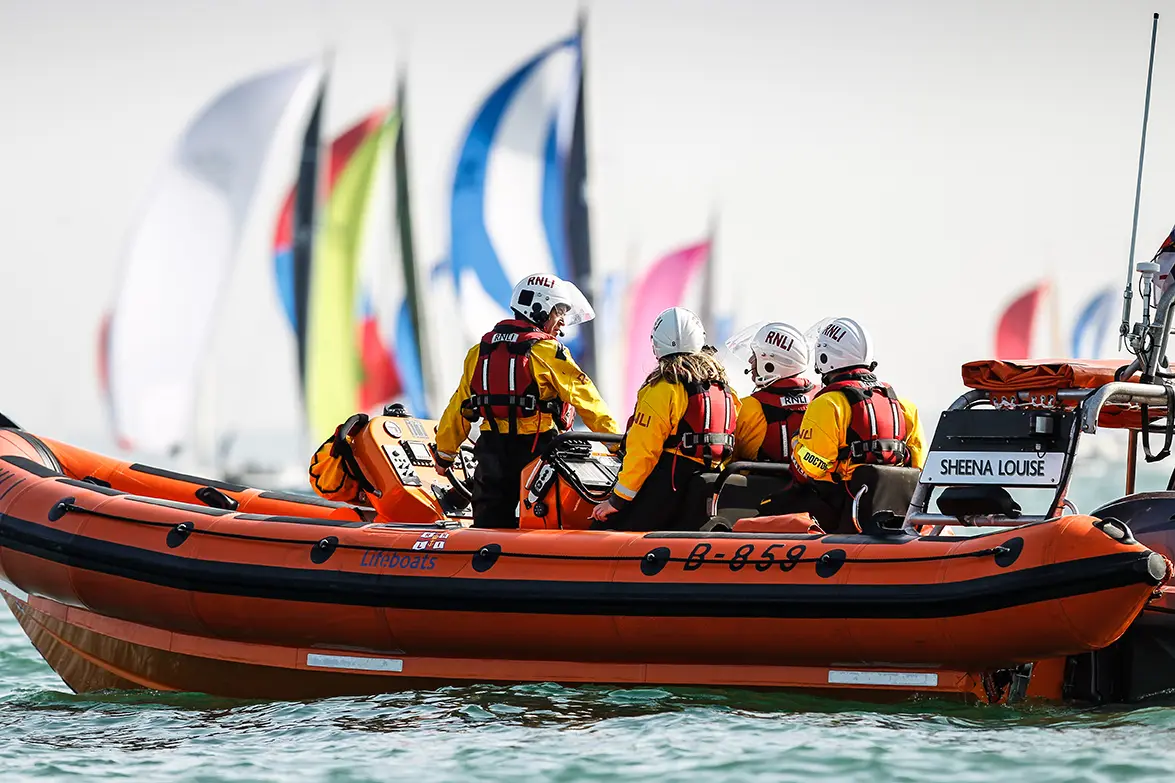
[527,275,556,288]
[412,531,450,551]
[821,323,847,342]
[764,331,794,351]
[492,333,519,343]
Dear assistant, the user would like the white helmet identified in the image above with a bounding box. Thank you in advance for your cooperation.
[651,307,706,359]
[746,322,809,386]
[813,317,874,376]
[510,273,595,327]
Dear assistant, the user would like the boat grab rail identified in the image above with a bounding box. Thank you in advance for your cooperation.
[906,512,1052,528]
[1079,381,1175,434]
[949,382,1172,435]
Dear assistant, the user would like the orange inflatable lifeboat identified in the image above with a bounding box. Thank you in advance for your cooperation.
[0,384,1169,704]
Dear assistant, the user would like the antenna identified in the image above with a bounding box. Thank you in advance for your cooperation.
[1121,12,1160,349]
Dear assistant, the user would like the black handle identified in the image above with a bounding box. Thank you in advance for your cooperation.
[539,431,624,460]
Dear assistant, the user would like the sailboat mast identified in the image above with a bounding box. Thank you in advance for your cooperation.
[292,79,327,412]
[566,10,597,377]
[394,74,436,416]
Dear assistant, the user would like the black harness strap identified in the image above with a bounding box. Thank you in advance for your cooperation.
[1140,384,1175,463]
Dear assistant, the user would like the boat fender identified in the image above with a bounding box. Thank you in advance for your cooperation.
[167,522,194,549]
[473,544,502,573]
[311,536,339,564]
[1139,551,1172,585]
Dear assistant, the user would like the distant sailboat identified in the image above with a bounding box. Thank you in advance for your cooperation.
[448,25,596,375]
[275,79,431,443]
[993,282,1050,360]
[622,239,714,411]
[993,281,1119,361]
[100,60,324,459]
[1070,287,1117,359]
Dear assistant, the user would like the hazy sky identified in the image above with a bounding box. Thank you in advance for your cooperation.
[3,0,1175,465]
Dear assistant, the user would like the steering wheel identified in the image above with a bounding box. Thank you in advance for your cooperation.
[443,444,476,504]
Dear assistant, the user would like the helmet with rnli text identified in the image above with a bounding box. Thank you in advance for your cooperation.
[651,307,706,359]
[510,273,595,328]
[748,322,809,386]
[813,317,875,376]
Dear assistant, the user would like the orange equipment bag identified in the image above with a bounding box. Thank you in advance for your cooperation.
[309,413,374,504]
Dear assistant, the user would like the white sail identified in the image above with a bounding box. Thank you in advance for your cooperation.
[103,60,323,456]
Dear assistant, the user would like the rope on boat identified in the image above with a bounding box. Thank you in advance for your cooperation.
[46,501,1010,567]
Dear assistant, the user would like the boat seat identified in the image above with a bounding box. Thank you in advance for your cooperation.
[845,466,922,533]
[936,485,1022,521]
[696,472,792,532]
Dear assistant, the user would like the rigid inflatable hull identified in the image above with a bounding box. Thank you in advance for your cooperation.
[0,430,1166,699]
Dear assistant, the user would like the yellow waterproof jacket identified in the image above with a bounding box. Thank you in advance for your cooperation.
[733,394,769,462]
[790,390,926,483]
[613,379,741,505]
[435,338,619,459]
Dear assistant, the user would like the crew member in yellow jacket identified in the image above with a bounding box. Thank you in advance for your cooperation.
[730,321,816,464]
[591,307,740,532]
[434,274,620,529]
[771,317,925,531]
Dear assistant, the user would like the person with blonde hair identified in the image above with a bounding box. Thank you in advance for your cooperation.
[591,307,739,531]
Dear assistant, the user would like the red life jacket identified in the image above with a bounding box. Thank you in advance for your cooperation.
[461,319,574,435]
[663,379,737,467]
[751,377,814,462]
[814,368,910,467]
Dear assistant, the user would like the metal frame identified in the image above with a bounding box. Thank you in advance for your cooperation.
[902,380,1175,532]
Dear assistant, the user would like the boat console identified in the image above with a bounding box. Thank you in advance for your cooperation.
[519,434,623,529]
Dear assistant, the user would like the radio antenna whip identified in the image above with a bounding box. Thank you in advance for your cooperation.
[1122,12,1160,350]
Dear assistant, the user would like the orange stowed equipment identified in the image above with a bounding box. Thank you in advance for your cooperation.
[734,513,824,535]
[960,359,1167,430]
[309,414,372,504]
[347,415,448,524]
[518,444,621,530]
[308,412,449,524]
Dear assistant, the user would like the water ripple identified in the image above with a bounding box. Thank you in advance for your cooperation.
[2,613,1175,782]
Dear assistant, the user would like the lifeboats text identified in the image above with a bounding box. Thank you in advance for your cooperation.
[360,550,438,570]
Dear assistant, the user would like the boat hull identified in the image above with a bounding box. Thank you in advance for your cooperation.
[0,428,1167,701]
[5,588,1073,702]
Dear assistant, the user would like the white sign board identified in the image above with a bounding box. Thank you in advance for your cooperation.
[921,451,1065,486]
